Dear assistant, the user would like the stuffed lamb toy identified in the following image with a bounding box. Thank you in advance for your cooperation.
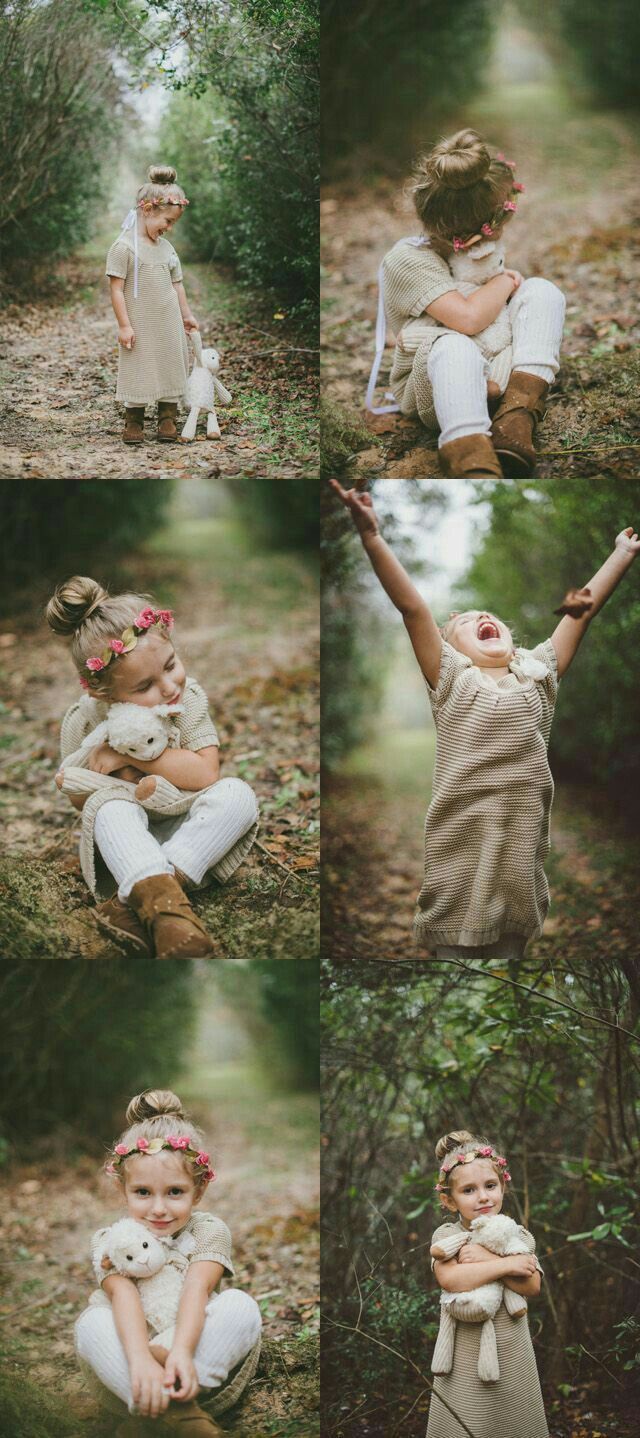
[449,238,513,376]
[181,332,232,442]
[431,1214,532,1383]
[89,1217,195,1340]
[57,701,197,820]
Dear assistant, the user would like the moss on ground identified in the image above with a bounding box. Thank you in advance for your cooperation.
[320,398,379,478]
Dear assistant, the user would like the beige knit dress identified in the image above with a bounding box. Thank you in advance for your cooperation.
[414,640,559,951]
[60,679,258,899]
[426,1220,548,1438]
[106,229,189,405]
[382,238,510,429]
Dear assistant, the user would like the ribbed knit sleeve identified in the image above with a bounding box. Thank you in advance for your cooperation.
[178,679,219,751]
[187,1212,234,1276]
[382,239,454,335]
[425,641,472,714]
[105,240,130,280]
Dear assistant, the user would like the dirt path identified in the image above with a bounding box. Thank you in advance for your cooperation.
[321,28,640,481]
[0,988,319,1436]
[0,490,320,959]
[0,257,317,479]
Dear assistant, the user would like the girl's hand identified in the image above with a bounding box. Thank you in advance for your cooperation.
[329,480,379,540]
[88,742,127,775]
[615,526,640,556]
[505,1253,538,1279]
[118,324,135,350]
[130,1353,171,1418]
[163,1348,200,1403]
[182,314,200,333]
[504,268,524,293]
[457,1242,495,1264]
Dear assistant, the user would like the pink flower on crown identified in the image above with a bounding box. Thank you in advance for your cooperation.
[204,1168,215,1183]
[109,639,125,654]
[105,1163,117,1176]
[503,201,517,213]
[168,1135,190,1150]
[481,224,494,236]
[134,607,157,630]
[496,154,516,169]
[86,656,105,672]
[455,1153,467,1164]
[195,1151,210,1166]
[496,1156,508,1167]
[136,1138,150,1151]
[452,237,464,252]
[504,1172,512,1182]
[79,676,91,690]
[156,609,174,629]
[478,1146,494,1157]
[513,182,525,192]
[114,1144,129,1155]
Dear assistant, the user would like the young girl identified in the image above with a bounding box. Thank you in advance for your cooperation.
[371,128,566,479]
[427,1129,546,1438]
[107,165,199,446]
[331,481,640,957]
[75,1089,262,1435]
[47,576,259,959]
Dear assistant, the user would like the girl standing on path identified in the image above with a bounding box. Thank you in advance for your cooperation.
[75,1089,262,1436]
[47,576,259,959]
[107,165,199,446]
[427,1129,546,1438]
[331,481,640,958]
[372,128,566,478]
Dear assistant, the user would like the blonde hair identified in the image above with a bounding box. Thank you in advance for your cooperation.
[45,576,171,694]
[409,129,516,246]
[435,1129,507,1198]
[110,1089,209,1188]
[137,164,186,209]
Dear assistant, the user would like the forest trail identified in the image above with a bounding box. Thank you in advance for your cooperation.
[322,29,640,481]
[323,767,638,969]
[0,493,319,960]
[0,256,317,480]
[0,990,319,1436]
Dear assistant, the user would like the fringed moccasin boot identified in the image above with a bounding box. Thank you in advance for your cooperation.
[128,874,216,959]
[491,372,550,477]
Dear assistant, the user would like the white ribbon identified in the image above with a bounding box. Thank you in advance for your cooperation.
[509,647,549,682]
[120,207,139,299]
[365,235,429,415]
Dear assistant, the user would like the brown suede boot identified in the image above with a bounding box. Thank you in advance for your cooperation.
[157,401,179,442]
[438,433,503,478]
[128,874,216,958]
[94,894,154,956]
[123,407,145,444]
[160,1402,224,1435]
[491,372,550,477]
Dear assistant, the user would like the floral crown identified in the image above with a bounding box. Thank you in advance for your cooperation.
[139,194,189,210]
[106,1135,215,1184]
[452,155,524,251]
[435,1145,511,1192]
[79,606,174,688]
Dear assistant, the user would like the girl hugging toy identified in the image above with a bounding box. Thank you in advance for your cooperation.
[47,576,259,959]
[107,165,198,447]
[426,1129,546,1438]
[367,128,566,479]
[331,483,640,959]
[75,1089,262,1436]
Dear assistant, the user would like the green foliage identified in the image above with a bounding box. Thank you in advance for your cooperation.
[213,962,319,1090]
[0,961,196,1141]
[320,400,376,481]
[0,480,173,598]
[457,480,640,795]
[518,0,640,108]
[0,0,124,273]
[0,1371,87,1438]
[322,0,495,170]
[225,478,319,550]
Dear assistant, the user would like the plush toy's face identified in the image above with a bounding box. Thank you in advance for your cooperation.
[470,1213,516,1250]
[201,347,221,374]
[450,239,506,285]
[106,702,179,761]
[441,1159,505,1224]
[104,1220,166,1277]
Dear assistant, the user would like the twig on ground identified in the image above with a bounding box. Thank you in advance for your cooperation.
[235,347,319,357]
[540,443,640,455]
[323,1316,479,1438]
[254,838,309,885]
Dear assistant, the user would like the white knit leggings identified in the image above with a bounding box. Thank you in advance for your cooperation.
[427,277,566,446]
[93,778,259,901]
[75,1288,262,1413]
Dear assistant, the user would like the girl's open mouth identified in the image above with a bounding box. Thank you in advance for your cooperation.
[477,620,500,642]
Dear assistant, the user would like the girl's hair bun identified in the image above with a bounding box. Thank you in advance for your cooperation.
[432,129,490,190]
[45,577,109,637]
[148,165,177,185]
[125,1089,186,1126]
[435,1129,476,1163]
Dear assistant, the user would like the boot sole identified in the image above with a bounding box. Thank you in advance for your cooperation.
[94,912,151,956]
[123,437,145,445]
[494,448,534,478]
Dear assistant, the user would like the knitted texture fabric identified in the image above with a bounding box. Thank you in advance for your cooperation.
[427,1220,548,1438]
[106,232,189,405]
[60,679,257,899]
[414,639,559,950]
[426,334,493,447]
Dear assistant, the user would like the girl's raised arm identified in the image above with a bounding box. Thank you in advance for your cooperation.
[330,482,443,687]
[551,527,640,678]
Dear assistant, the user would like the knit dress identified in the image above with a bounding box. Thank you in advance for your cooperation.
[414,640,559,951]
[60,678,258,899]
[426,1220,548,1438]
[106,229,189,405]
[382,238,511,429]
[77,1211,261,1419]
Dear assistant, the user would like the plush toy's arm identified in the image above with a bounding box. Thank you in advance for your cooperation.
[61,721,109,772]
[430,1231,470,1261]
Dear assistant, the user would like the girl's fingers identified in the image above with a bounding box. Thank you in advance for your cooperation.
[329,479,349,503]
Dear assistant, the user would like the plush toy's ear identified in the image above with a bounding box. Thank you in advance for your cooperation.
[101,1254,114,1271]
[155,703,184,718]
